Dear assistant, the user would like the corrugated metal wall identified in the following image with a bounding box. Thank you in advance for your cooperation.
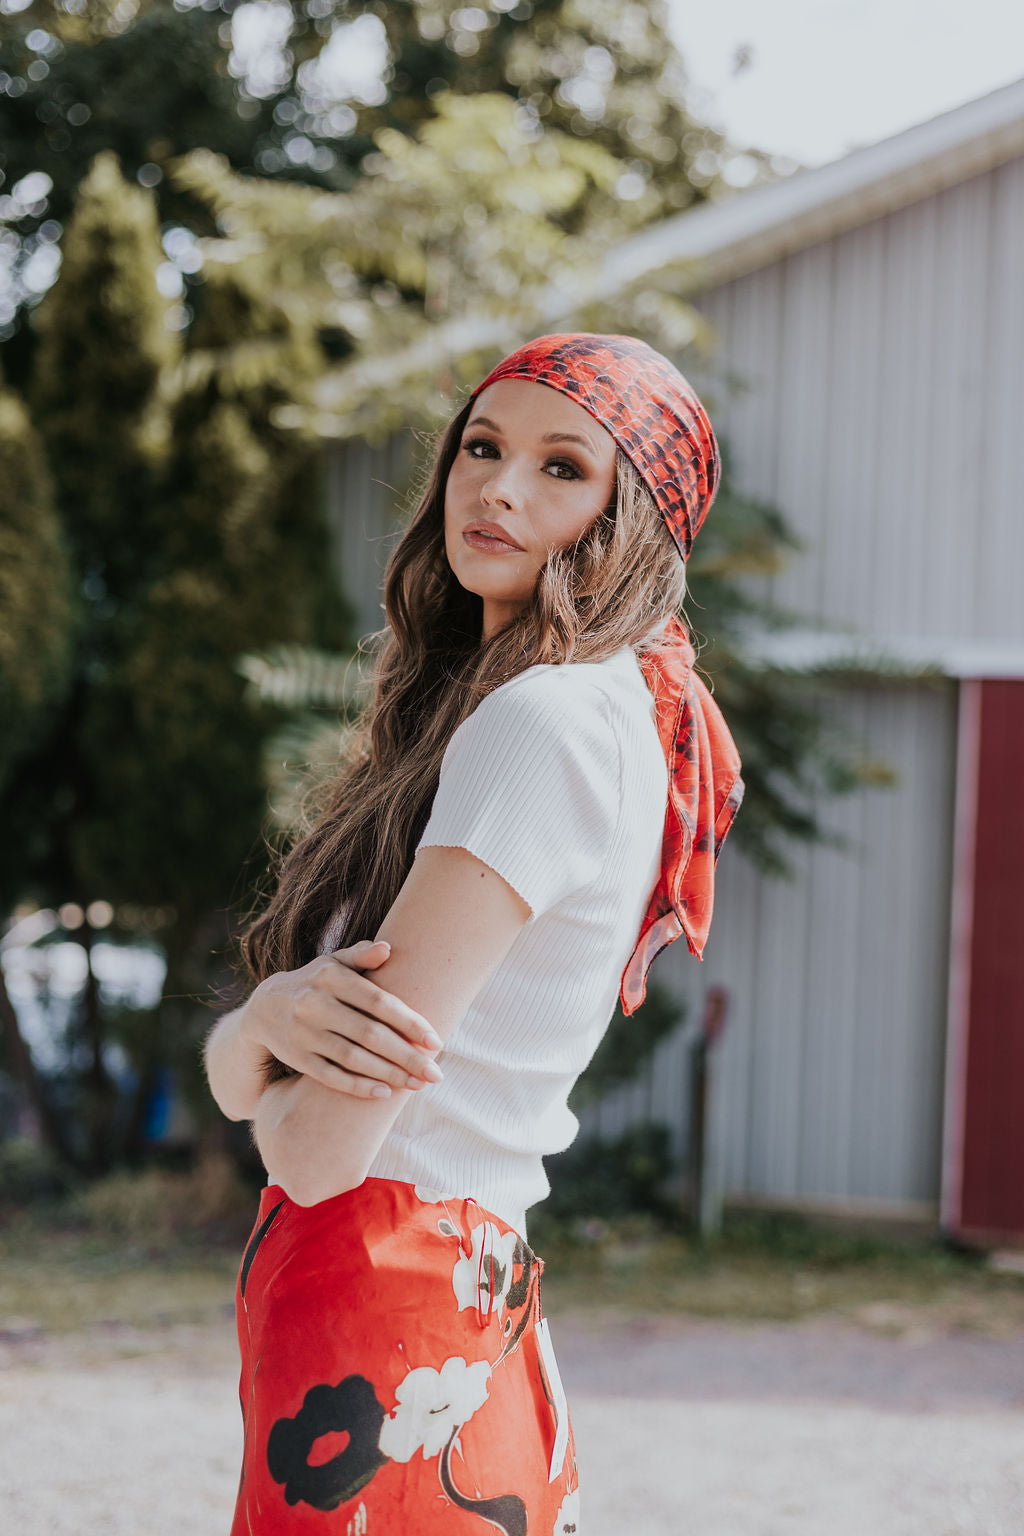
[325,434,416,642]
[579,684,958,1217]
[689,155,1024,646]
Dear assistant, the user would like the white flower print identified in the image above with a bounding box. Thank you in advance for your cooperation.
[554,1486,581,1533]
[413,1184,446,1204]
[378,1356,491,1463]
[451,1221,519,1318]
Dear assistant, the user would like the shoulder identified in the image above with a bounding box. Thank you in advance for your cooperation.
[418,649,656,916]
[458,646,645,742]
[488,651,623,709]
[441,656,633,797]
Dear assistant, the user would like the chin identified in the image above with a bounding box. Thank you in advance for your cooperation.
[447,551,526,607]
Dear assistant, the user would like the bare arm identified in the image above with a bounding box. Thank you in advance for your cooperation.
[203,1001,270,1122]
[252,844,531,1206]
[203,940,445,1123]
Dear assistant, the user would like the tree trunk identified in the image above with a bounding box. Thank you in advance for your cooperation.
[0,957,77,1166]
[79,919,116,1172]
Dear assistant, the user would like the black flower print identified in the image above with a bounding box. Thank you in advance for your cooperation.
[267,1374,388,1511]
[504,1237,536,1311]
[440,1428,528,1536]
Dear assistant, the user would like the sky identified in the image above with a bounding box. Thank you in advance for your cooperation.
[665,0,1024,167]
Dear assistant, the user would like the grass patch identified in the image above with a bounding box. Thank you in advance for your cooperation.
[0,1156,259,1336]
[0,1229,239,1335]
[3,1178,1023,1341]
[532,1209,1024,1334]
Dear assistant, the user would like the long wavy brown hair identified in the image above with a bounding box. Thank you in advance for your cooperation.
[239,397,687,986]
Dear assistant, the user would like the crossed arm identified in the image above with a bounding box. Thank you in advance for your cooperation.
[205,845,531,1207]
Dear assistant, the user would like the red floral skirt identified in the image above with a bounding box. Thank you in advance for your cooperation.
[232,1177,580,1534]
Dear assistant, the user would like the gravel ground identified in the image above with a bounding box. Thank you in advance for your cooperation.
[2,1312,1023,1535]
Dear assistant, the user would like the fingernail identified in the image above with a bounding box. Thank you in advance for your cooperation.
[421,1062,443,1083]
[405,1076,424,1090]
[371,1084,391,1098]
[420,1030,442,1050]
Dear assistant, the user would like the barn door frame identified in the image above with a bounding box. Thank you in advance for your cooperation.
[941,675,1024,1244]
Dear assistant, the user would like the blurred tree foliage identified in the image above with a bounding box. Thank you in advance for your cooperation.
[0,0,773,369]
[0,151,346,1168]
[0,372,72,792]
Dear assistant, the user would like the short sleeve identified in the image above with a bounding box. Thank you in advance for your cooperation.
[415,668,622,918]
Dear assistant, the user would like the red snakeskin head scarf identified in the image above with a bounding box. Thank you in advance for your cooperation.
[470,332,744,1014]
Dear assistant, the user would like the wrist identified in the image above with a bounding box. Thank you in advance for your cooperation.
[237,982,270,1052]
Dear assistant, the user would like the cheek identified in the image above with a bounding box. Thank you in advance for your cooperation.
[445,458,480,520]
[443,468,466,531]
[535,488,607,550]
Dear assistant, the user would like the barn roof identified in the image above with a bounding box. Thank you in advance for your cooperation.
[313,77,1024,415]
[595,74,1024,297]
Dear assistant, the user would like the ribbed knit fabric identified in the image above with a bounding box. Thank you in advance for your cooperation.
[363,644,668,1236]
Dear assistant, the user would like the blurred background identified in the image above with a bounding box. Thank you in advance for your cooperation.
[1,3,1024,1532]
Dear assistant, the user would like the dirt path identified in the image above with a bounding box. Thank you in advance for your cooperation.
[2,1313,1023,1534]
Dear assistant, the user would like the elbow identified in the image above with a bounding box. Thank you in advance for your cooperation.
[253,1077,377,1207]
[276,1161,368,1208]
[206,1073,260,1124]
[256,1116,369,1207]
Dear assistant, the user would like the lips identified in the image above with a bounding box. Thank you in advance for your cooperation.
[463,520,525,553]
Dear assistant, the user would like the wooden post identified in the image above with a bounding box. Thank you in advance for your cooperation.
[688,985,729,1239]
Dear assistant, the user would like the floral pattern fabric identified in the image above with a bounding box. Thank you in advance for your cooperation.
[232,1178,579,1534]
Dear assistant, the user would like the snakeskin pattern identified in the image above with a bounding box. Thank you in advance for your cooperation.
[472,332,721,561]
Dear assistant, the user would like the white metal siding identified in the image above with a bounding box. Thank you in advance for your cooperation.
[326,435,416,643]
[579,683,957,1213]
[689,155,1024,649]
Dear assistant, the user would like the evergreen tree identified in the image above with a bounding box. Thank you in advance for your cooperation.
[0,375,71,795]
[1,151,345,1166]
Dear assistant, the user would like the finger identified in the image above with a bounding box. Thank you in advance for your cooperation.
[305,1056,395,1100]
[334,939,390,969]
[324,1019,444,1083]
[324,1035,440,1090]
[323,968,442,1051]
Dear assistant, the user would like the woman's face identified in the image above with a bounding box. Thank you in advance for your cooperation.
[444,378,617,640]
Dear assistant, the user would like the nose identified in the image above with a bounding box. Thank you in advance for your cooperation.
[480,456,524,511]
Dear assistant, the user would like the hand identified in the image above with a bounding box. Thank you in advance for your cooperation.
[240,939,444,1100]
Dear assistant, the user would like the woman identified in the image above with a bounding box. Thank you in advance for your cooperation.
[204,333,743,1534]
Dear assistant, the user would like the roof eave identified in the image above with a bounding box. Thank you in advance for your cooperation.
[595,74,1024,297]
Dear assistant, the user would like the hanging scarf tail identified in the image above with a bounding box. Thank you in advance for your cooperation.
[619,618,744,1017]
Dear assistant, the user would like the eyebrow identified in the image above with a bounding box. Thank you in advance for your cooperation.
[466,414,598,456]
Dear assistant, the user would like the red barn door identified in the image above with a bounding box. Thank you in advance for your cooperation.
[942,678,1024,1244]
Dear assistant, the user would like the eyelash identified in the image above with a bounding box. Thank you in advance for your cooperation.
[461,436,583,481]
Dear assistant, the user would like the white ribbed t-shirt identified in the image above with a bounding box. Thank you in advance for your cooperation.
[361,643,669,1236]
